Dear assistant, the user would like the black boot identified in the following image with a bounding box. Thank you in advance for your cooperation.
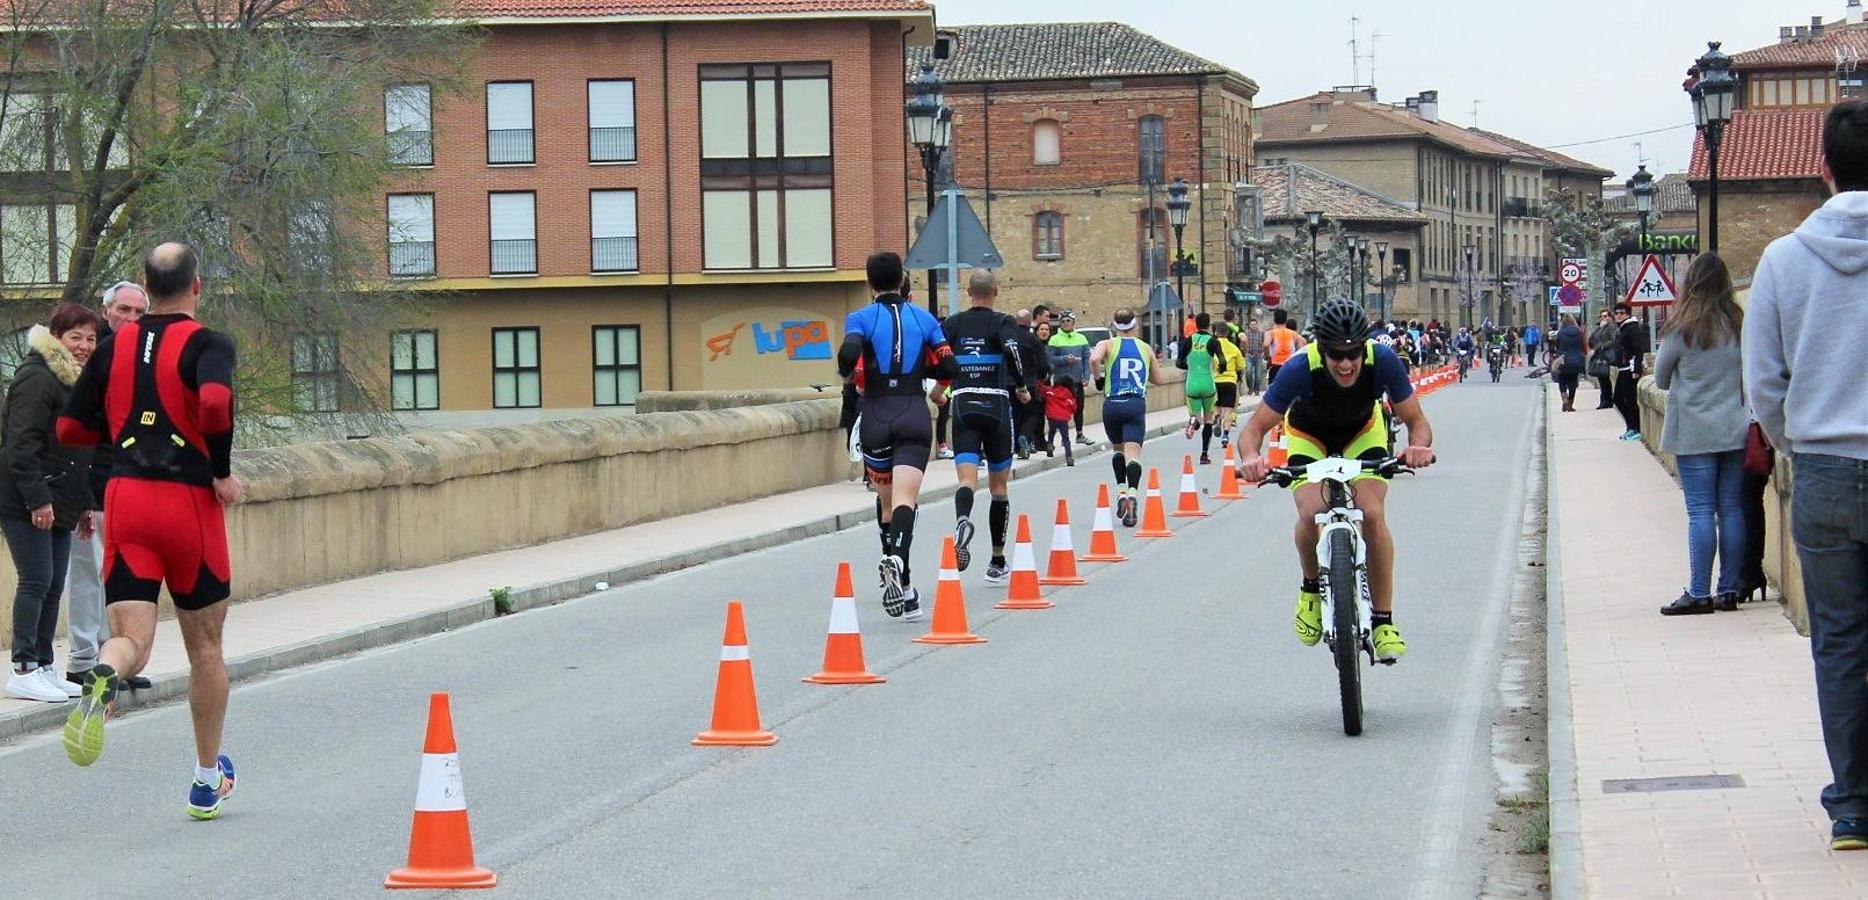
[1714,592,1740,612]
[1659,592,1715,616]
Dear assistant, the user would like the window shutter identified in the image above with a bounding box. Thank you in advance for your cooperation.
[389,195,434,243]
[587,81,634,128]
[489,193,534,241]
[486,83,532,131]
[590,191,636,239]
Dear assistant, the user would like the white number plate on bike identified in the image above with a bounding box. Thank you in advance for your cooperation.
[1306,457,1362,484]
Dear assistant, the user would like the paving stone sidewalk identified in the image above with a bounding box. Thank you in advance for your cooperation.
[1548,386,1863,899]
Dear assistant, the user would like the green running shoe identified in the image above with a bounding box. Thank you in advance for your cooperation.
[1373,624,1408,663]
[1295,583,1323,646]
[63,664,116,767]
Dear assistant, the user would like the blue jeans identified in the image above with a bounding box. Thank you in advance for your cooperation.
[1792,453,1868,819]
[1676,450,1746,598]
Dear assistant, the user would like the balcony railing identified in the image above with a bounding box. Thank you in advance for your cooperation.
[487,128,534,165]
[1506,256,1551,278]
[389,240,435,277]
[1502,197,1539,219]
[490,238,536,274]
[589,126,637,163]
[389,129,433,166]
[592,236,639,272]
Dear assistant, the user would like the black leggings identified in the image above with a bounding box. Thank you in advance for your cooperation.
[1071,381,1086,434]
[1613,372,1641,432]
[1048,420,1074,456]
[936,403,950,446]
[1594,373,1613,406]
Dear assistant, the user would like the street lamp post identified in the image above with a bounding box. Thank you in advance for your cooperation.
[1306,210,1325,320]
[1629,163,1659,340]
[1690,42,1736,254]
[1463,242,1476,329]
[1374,239,1390,325]
[905,63,953,314]
[1355,236,1371,314]
[1167,177,1194,314]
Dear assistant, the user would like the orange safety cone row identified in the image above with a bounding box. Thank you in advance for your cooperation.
[385,693,497,890]
[1267,425,1290,468]
[995,514,1053,610]
[916,536,988,644]
[1080,483,1128,563]
[803,562,884,685]
[1215,445,1247,501]
[1172,454,1206,518]
[693,600,778,746]
[1135,467,1174,538]
[1039,498,1088,586]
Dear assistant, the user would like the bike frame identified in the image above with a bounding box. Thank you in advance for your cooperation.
[1306,458,1372,660]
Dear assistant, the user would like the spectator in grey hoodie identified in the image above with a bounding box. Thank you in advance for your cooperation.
[1743,99,1868,852]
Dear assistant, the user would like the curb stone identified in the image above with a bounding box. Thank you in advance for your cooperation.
[0,414,1202,744]
[1543,382,1584,900]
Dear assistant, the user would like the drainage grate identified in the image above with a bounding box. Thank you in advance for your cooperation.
[1602,774,1745,794]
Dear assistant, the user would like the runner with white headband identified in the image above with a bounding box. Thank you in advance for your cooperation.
[1088,308,1168,527]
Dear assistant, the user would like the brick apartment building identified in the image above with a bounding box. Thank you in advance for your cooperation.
[904,23,1257,336]
[1256,88,1609,327]
[1685,9,1857,283]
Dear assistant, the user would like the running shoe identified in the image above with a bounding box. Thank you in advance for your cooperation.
[1075,433,1092,445]
[1183,420,1197,439]
[63,664,116,767]
[953,518,976,572]
[984,561,1010,586]
[900,588,924,622]
[1199,452,1212,466]
[878,555,907,618]
[1294,583,1323,646]
[187,754,237,821]
[1372,624,1407,663]
[1118,494,1138,528]
[936,445,955,460]
[1220,435,1231,450]
[1833,818,1868,851]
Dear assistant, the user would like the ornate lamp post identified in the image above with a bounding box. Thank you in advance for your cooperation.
[1306,210,1325,319]
[1167,177,1195,313]
[1374,239,1390,325]
[1463,241,1477,329]
[1689,42,1736,253]
[905,62,952,313]
[1628,163,1656,246]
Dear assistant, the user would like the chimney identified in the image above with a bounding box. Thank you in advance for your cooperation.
[1796,25,1809,40]
[1417,90,1440,124]
[1852,0,1865,26]
[1405,96,1421,115]
[1782,25,1796,42]
[1309,101,1329,132]
[1813,15,1827,37]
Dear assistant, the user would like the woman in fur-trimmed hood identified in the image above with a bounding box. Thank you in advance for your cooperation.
[2,303,102,703]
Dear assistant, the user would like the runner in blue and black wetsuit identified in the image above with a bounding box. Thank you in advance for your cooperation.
[1089,308,1169,528]
[838,252,957,619]
[934,270,1029,586]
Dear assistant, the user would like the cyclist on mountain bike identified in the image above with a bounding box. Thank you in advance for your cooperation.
[1453,327,1476,381]
[1236,298,1437,663]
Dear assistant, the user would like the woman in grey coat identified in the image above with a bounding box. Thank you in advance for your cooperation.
[1655,254,1751,616]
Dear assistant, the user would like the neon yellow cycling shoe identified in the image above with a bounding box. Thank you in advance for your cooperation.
[1295,580,1322,646]
[1373,623,1407,663]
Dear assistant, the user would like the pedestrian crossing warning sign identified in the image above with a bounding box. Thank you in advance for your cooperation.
[1623,254,1679,307]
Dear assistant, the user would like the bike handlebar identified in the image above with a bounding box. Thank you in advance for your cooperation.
[1258,457,1413,488]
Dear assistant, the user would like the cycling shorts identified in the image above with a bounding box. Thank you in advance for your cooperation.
[1284,407,1390,487]
[103,478,231,610]
[950,399,1013,473]
[1216,383,1238,410]
[859,395,933,483]
[1186,392,1216,416]
[1102,395,1148,445]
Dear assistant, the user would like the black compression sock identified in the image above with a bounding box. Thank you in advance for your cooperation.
[989,497,1010,555]
[955,486,975,521]
[1112,452,1127,484]
[887,506,917,584]
[876,497,888,554]
[1126,461,1143,491]
[1301,577,1321,593]
[1372,611,1394,629]
[1201,423,1213,453]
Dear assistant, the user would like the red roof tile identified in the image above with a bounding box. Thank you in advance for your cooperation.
[448,0,927,18]
[1730,25,1868,70]
[1687,107,1826,182]
[1257,91,1527,160]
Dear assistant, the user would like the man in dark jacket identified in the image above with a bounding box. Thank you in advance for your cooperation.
[1011,307,1051,457]
[1611,301,1649,440]
[65,281,149,689]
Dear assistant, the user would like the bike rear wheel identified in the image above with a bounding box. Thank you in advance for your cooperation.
[1328,529,1364,736]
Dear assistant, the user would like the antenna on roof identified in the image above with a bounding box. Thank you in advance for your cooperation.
[1368,31,1382,88]
[1633,140,1647,167]
[1349,15,1361,85]
[1470,98,1483,128]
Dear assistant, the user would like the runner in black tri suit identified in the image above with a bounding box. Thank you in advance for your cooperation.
[838,252,956,620]
[934,270,1029,586]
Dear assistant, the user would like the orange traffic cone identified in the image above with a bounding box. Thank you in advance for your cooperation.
[1172,454,1206,518]
[1268,425,1290,468]
[1217,445,1247,500]
[1135,468,1174,538]
[804,563,884,685]
[1039,498,1088,586]
[996,514,1052,610]
[693,600,777,746]
[916,536,988,644]
[1080,484,1128,563]
[385,693,497,890]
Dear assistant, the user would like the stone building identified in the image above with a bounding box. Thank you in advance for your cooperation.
[904,22,1257,332]
[1250,163,1426,323]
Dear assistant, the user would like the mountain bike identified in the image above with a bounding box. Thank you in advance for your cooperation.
[1456,348,1473,382]
[1263,456,1412,736]
[1487,346,1505,383]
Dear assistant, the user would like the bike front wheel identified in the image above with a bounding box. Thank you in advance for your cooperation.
[1328,529,1364,736]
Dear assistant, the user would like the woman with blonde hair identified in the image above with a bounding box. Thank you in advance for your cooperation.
[1656,253,1750,616]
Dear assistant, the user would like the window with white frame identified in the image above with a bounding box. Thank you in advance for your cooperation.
[699,63,834,270]
[386,84,433,166]
[388,194,435,277]
[1033,119,1061,166]
[488,192,536,275]
[592,325,641,407]
[486,82,534,165]
[292,333,341,413]
[491,326,541,408]
[590,190,638,272]
[588,80,637,163]
[390,330,439,410]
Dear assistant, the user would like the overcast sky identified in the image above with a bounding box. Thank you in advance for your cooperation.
[933,0,1815,185]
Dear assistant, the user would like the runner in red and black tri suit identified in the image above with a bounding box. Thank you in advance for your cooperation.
[55,242,245,820]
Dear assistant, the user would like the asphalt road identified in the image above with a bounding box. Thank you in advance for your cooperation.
[0,370,1544,899]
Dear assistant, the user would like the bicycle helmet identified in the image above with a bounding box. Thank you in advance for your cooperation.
[1312,298,1369,346]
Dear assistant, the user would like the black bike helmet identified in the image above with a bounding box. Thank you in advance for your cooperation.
[1312,298,1369,346]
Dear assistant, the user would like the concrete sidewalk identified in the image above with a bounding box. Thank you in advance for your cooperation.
[1547,385,1862,898]
[0,405,1211,742]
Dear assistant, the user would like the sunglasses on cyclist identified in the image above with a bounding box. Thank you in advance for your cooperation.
[1321,342,1364,362]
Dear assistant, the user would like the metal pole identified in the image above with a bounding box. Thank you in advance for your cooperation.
[1377,247,1388,324]
[1707,124,1722,254]
[1173,223,1187,318]
[923,147,939,314]
[1309,227,1320,321]
[945,185,960,318]
[1145,179,1159,347]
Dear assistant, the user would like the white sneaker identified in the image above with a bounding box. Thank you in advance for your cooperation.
[40,667,80,698]
[6,667,68,703]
